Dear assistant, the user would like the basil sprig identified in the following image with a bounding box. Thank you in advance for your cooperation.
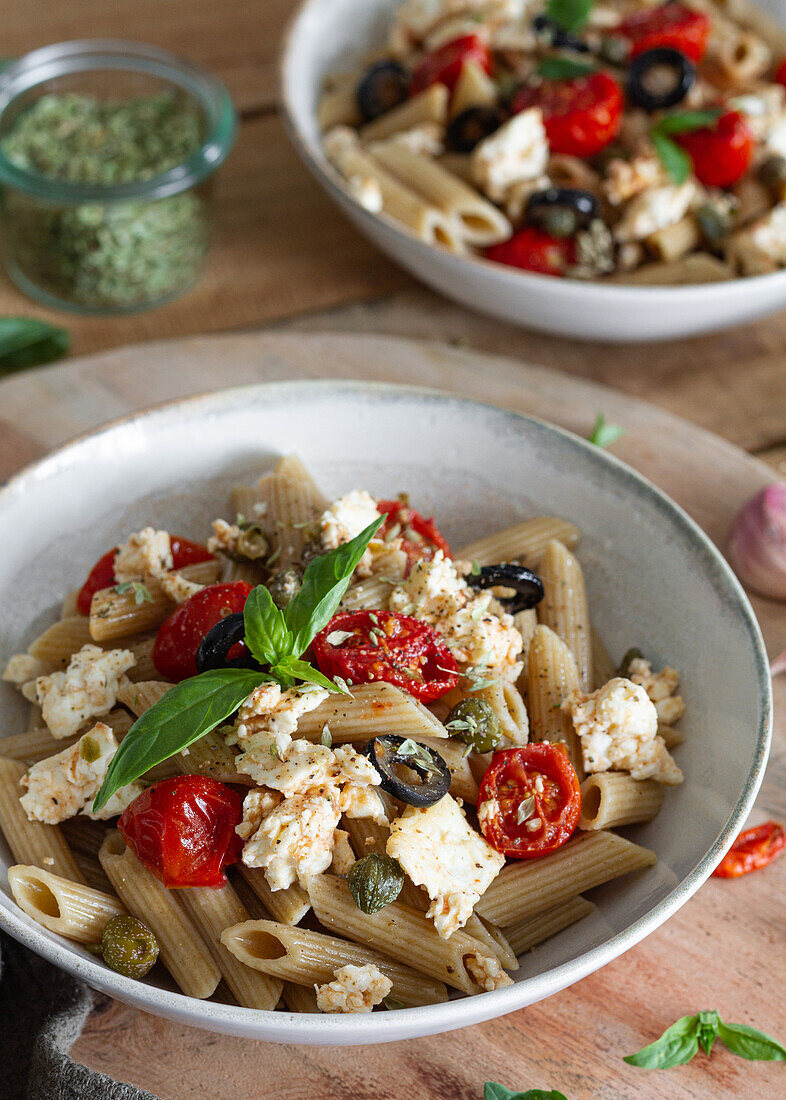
[484,1085,568,1100]
[93,516,383,811]
[624,1010,786,1068]
[588,412,625,449]
[546,0,593,33]
[649,109,722,185]
[537,57,597,81]
[0,317,70,375]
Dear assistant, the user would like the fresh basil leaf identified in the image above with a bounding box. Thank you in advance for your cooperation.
[0,317,70,375]
[588,413,625,448]
[624,1014,701,1068]
[717,1021,786,1062]
[284,516,383,656]
[653,109,721,136]
[546,0,593,33]
[649,130,691,185]
[696,1010,721,1056]
[537,57,596,80]
[484,1085,568,1100]
[272,655,348,694]
[92,668,272,811]
[243,583,293,665]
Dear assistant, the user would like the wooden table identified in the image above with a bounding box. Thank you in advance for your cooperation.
[0,4,783,1099]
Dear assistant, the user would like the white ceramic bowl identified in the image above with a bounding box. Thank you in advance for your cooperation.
[280,0,786,342]
[0,382,772,1042]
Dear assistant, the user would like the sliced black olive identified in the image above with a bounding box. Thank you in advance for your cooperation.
[195,612,263,673]
[627,47,695,112]
[356,60,410,123]
[362,734,450,808]
[446,106,506,153]
[533,14,591,53]
[526,188,599,238]
[466,563,545,613]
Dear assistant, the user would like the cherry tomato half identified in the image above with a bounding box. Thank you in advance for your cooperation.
[312,610,460,703]
[512,72,623,157]
[776,59,786,88]
[712,821,785,879]
[76,537,213,616]
[377,499,451,572]
[617,3,710,62]
[485,226,576,276]
[411,35,492,95]
[118,776,244,888]
[153,581,253,682]
[676,110,754,188]
[478,743,581,859]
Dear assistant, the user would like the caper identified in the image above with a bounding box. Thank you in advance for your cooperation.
[541,206,579,238]
[617,647,644,679]
[267,567,302,609]
[444,698,502,754]
[347,853,404,914]
[695,203,734,250]
[236,524,269,561]
[758,155,786,190]
[100,914,159,979]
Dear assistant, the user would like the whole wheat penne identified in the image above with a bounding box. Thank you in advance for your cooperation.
[579,773,664,830]
[646,216,701,262]
[273,453,323,490]
[360,84,449,142]
[318,77,363,130]
[457,517,581,568]
[611,253,733,285]
[0,756,85,882]
[418,735,480,803]
[450,58,497,116]
[282,981,321,1013]
[471,678,529,746]
[504,896,596,955]
[237,865,311,926]
[476,830,656,926]
[125,635,159,682]
[61,589,80,619]
[89,560,219,642]
[230,484,257,521]
[116,679,171,715]
[255,473,327,570]
[221,919,449,1006]
[219,558,265,585]
[340,573,397,611]
[464,913,519,970]
[99,832,220,999]
[513,608,538,667]
[342,813,429,910]
[438,151,474,184]
[527,625,583,775]
[173,729,251,786]
[296,682,448,743]
[28,616,94,665]
[537,540,593,691]
[8,864,124,943]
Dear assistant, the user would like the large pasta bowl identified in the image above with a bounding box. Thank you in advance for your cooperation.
[0,381,772,1042]
[280,0,786,342]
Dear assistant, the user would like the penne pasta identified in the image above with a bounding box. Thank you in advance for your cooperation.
[504,896,596,956]
[463,913,519,970]
[457,517,581,568]
[646,216,701,263]
[537,540,593,691]
[273,453,324,491]
[89,560,220,642]
[359,84,449,142]
[527,625,583,776]
[296,681,448,743]
[28,616,94,665]
[0,755,85,882]
[282,980,321,1013]
[0,707,132,763]
[471,678,529,746]
[255,472,327,570]
[8,864,125,943]
[659,721,684,749]
[317,77,363,130]
[450,58,497,117]
[236,865,311,927]
[60,589,80,619]
[125,634,159,682]
[173,729,251,786]
[579,773,665,831]
[418,735,480,803]
[116,679,170,715]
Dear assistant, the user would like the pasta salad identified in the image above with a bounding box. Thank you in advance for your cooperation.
[0,454,686,1012]
[318,0,786,284]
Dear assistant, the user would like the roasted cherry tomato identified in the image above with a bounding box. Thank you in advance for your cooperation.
[411,34,492,95]
[617,3,710,62]
[712,821,785,879]
[152,581,253,682]
[477,743,581,859]
[312,610,459,703]
[76,537,213,616]
[485,226,576,276]
[776,59,786,88]
[676,110,754,188]
[512,72,623,157]
[377,499,451,571]
[118,776,244,888]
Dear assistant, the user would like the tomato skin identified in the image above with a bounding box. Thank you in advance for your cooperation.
[485,226,576,276]
[676,110,754,188]
[118,776,244,888]
[776,59,786,88]
[312,610,460,703]
[512,72,623,157]
[153,581,253,682]
[377,500,451,571]
[411,35,492,95]
[712,821,785,879]
[76,537,213,616]
[478,743,581,859]
[617,3,710,62]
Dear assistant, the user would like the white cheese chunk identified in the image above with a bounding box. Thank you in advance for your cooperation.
[240,791,341,889]
[34,644,136,740]
[2,653,49,686]
[613,182,697,242]
[628,656,685,725]
[315,963,392,1013]
[114,527,172,582]
[465,952,514,991]
[234,682,329,759]
[319,490,381,575]
[471,108,548,203]
[727,202,786,275]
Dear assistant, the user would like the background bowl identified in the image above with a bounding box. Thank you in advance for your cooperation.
[281,0,786,343]
[0,381,772,1042]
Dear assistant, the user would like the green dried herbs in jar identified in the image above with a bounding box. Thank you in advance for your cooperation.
[0,41,236,314]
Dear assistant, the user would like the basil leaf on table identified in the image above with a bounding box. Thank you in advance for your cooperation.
[716,1021,786,1062]
[92,668,273,811]
[546,0,593,33]
[0,317,70,374]
[484,1085,569,1100]
[588,412,625,449]
[243,583,293,665]
[624,1010,786,1068]
[624,1014,702,1068]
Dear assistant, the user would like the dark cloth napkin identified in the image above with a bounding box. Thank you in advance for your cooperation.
[0,930,159,1100]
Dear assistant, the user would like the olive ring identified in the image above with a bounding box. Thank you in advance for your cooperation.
[362,734,451,808]
[533,14,591,53]
[467,563,545,613]
[195,612,263,674]
[627,47,695,112]
[526,188,600,236]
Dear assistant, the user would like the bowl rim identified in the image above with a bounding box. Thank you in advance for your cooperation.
[279,0,786,301]
[0,378,773,1042]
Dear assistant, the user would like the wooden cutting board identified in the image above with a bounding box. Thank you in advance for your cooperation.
[1,332,783,1100]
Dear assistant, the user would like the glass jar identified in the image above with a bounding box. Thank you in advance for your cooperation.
[0,40,236,314]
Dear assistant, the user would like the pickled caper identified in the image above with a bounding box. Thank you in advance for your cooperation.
[758,155,786,190]
[347,853,404,914]
[540,206,579,239]
[444,698,502,754]
[267,567,303,609]
[100,914,159,979]
[695,202,734,250]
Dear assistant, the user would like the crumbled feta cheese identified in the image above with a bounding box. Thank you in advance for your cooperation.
[471,107,548,203]
[613,182,697,242]
[387,793,504,938]
[315,963,392,1013]
[34,645,136,739]
[465,952,514,992]
[603,156,665,206]
[159,571,204,604]
[382,122,445,157]
[331,829,356,875]
[324,125,359,167]
[207,518,242,556]
[628,657,685,725]
[236,788,283,840]
[727,203,786,275]
[562,677,683,785]
[20,722,142,824]
[347,174,383,212]
[241,791,341,889]
[319,490,381,576]
[2,653,49,685]
[234,682,330,759]
[114,528,172,582]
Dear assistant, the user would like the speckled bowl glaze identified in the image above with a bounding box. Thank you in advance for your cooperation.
[0,382,772,1042]
[280,0,786,342]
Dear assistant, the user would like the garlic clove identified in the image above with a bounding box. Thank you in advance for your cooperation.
[727,484,786,601]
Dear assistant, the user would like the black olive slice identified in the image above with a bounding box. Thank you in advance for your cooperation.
[533,14,591,53]
[446,106,506,152]
[356,60,410,123]
[466,563,545,613]
[362,734,451,808]
[526,187,599,233]
[195,612,263,674]
[627,47,695,112]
